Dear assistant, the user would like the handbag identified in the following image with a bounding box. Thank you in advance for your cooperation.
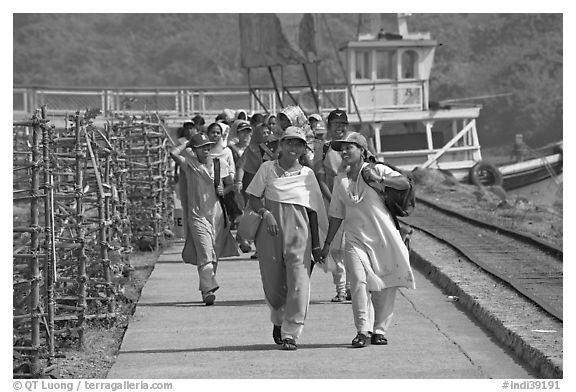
[237,209,262,241]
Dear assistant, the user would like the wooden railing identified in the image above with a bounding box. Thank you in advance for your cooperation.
[13,81,425,122]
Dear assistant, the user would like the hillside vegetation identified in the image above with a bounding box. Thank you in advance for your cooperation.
[13,13,562,147]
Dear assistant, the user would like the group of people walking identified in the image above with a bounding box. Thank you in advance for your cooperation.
[169,106,416,350]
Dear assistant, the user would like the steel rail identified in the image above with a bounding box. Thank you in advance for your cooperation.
[409,196,563,259]
[401,198,563,322]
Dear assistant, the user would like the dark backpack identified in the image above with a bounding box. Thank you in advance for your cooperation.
[361,160,416,249]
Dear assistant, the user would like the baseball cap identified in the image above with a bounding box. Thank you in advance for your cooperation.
[281,126,308,142]
[308,113,323,123]
[236,120,252,132]
[330,132,368,151]
[327,109,349,124]
[188,133,215,148]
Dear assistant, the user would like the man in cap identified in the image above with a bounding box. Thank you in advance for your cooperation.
[170,133,239,306]
[308,113,323,132]
[314,109,351,302]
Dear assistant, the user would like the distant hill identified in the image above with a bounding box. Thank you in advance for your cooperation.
[13,13,562,147]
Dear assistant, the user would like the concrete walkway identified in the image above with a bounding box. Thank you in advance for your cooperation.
[107,239,536,379]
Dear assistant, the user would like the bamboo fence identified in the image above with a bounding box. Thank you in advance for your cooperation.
[13,108,174,378]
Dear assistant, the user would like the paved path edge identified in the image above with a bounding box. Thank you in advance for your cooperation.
[410,250,563,379]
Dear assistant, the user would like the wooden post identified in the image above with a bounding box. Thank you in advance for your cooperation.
[41,106,56,367]
[74,113,87,348]
[85,130,114,315]
[373,123,382,154]
[425,121,434,150]
[29,111,42,376]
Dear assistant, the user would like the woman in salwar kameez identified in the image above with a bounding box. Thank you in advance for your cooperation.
[170,133,239,306]
[319,132,416,348]
[246,126,327,351]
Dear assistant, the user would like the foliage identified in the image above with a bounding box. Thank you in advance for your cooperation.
[13,13,562,147]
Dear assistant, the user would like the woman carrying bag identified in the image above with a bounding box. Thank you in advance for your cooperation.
[318,132,416,348]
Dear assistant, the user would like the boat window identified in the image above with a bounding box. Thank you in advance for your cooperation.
[402,50,418,79]
[375,50,397,80]
[355,51,371,80]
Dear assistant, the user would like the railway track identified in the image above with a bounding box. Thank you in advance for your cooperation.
[401,197,563,322]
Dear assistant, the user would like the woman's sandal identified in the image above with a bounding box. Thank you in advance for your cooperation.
[371,333,388,345]
[281,337,297,351]
[351,333,369,348]
[273,325,282,345]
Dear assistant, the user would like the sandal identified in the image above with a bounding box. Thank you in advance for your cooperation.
[202,292,215,306]
[331,293,346,302]
[351,333,369,348]
[281,337,297,351]
[273,325,282,345]
[371,333,388,345]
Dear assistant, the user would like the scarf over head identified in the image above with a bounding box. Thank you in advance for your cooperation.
[211,122,230,153]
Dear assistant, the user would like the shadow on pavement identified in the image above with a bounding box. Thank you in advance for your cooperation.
[137,299,267,307]
[120,343,349,355]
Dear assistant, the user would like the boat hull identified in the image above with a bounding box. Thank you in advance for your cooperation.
[498,154,563,191]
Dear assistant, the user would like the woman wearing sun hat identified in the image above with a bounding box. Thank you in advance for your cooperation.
[318,131,416,348]
[170,133,239,306]
[245,126,328,351]
[277,105,316,168]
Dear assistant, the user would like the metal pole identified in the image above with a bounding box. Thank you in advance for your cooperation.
[268,66,284,108]
[302,63,321,113]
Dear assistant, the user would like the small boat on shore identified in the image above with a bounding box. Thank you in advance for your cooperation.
[467,141,563,190]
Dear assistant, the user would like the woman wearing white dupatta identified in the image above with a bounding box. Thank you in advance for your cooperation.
[246,126,328,351]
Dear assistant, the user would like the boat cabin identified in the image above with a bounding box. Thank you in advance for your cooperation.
[342,37,436,113]
[339,18,483,180]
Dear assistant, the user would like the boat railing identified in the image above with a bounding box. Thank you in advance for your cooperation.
[420,120,480,169]
[13,82,424,122]
[378,145,481,170]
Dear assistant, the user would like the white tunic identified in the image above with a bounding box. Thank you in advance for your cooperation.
[329,163,416,291]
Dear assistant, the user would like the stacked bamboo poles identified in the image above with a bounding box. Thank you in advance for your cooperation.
[49,112,118,338]
[13,109,174,378]
[106,122,133,261]
[12,108,57,378]
[119,119,172,250]
[13,108,135,377]
[84,123,115,316]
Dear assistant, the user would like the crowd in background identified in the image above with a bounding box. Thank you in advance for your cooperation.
[169,105,415,351]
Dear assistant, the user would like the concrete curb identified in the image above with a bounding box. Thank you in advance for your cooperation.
[410,249,563,379]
